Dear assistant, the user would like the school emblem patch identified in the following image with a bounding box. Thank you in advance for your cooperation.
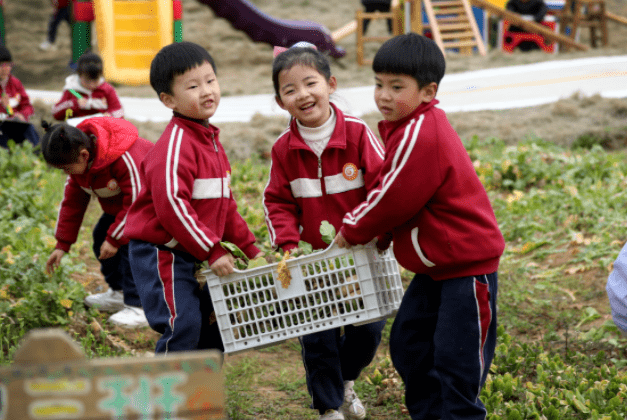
[107,179,118,191]
[342,163,358,181]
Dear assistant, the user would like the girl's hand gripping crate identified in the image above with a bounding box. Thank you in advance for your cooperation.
[200,241,404,354]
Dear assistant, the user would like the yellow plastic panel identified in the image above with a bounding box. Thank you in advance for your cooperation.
[485,0,507,10]
[94,0,174,86]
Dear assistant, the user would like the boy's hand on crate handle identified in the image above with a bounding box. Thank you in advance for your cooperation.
[334,231,353,249]
[210,253,235,277]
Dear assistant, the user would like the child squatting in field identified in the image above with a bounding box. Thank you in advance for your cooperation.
[263,43,387,420]
[52,52,124,121]
[0,45,40,148]
[41,117,152,328]
[124,41,263,355]
[335,33,506,420]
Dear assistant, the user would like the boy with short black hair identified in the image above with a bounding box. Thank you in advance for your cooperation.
[0,45,40,148]
[124,41,262,354]
[52,52,124,120]
[335,33,505,419]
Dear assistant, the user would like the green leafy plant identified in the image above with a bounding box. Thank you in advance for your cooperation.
[320,220,336,245]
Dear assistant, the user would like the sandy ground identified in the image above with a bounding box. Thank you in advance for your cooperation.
[4,0,627,157]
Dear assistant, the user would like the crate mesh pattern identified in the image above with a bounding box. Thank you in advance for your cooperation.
[202,243,404,354]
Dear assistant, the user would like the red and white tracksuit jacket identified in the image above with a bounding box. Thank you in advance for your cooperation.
[0,75,34,120]
[52,75,124,121]
[263,104,385,252]
[341,99,505,280]
[124,115,260,264]
[54,117,154,252]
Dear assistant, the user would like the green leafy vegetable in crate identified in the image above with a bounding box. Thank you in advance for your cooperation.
[320,220,336,245]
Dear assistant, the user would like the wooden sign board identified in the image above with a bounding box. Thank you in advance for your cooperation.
[0,329,226,420]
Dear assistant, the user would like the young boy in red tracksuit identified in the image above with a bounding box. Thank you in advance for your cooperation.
[41,117,153,328]
[264,45,386,420]
[124,42,261,355]
[336,33,505,420]
[52,52,124,121]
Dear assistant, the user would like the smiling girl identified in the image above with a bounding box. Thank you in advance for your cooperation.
[263,44,387,420]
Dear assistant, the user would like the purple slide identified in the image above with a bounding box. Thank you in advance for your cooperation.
[196,0,346,58]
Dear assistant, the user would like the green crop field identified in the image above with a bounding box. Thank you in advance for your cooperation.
[1,136,627,419]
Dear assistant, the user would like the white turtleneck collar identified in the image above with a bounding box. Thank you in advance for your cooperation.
[296,106,337,158]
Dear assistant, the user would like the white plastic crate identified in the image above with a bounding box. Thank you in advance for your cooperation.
[201,242,404,354]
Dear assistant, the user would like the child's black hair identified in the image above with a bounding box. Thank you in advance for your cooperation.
[150,41,217,97]
[40,121,96,166]
[0,45,12,63]
[76,52,104,80]
[372,32,446,88]
[272,46,332,98]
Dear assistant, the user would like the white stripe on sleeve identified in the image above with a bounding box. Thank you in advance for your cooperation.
[343,115,424,226]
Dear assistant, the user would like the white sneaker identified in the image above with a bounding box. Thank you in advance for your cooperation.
[38,40,56,51]
[320,409,344,420]
[108,306,149,328]
[84,289,125,313]
[340,381,366,420]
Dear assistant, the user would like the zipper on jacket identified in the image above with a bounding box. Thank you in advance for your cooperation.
[317,157,322,178]
[212,132,218,152]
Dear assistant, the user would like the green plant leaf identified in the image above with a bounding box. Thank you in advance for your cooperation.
[221,241,249,262]
[320,221,336,245]
[248,257,268,269]
[298,241,314,254]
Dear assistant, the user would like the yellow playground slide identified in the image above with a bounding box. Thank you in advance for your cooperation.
[93,0,173,86]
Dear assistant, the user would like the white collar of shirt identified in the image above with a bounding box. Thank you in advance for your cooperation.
[297,106,336,158]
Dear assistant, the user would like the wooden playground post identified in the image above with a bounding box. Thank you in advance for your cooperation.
[356,10,365,65]
[0,329,226,420]
[355,9,398,65]
[410,0,424,34]
[391,0,403,35]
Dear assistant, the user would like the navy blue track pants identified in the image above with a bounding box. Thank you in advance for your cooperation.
[300,318,387,414]
[128,240,224,354]
[92,213,141,307]
[390,273,498,420]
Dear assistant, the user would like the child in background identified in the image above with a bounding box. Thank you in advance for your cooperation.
[506,0,548,25]
[0,46,40,148]
[335,33,505,420]
[505,0,548,50]
[124,41,262,355]
[263,44,387,420]
[39,0,71,52]
[361,0,393,34]
[52,52,124,121]
[42,117,153,328]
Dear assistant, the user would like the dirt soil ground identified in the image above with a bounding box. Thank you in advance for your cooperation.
[4,0,627,157]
